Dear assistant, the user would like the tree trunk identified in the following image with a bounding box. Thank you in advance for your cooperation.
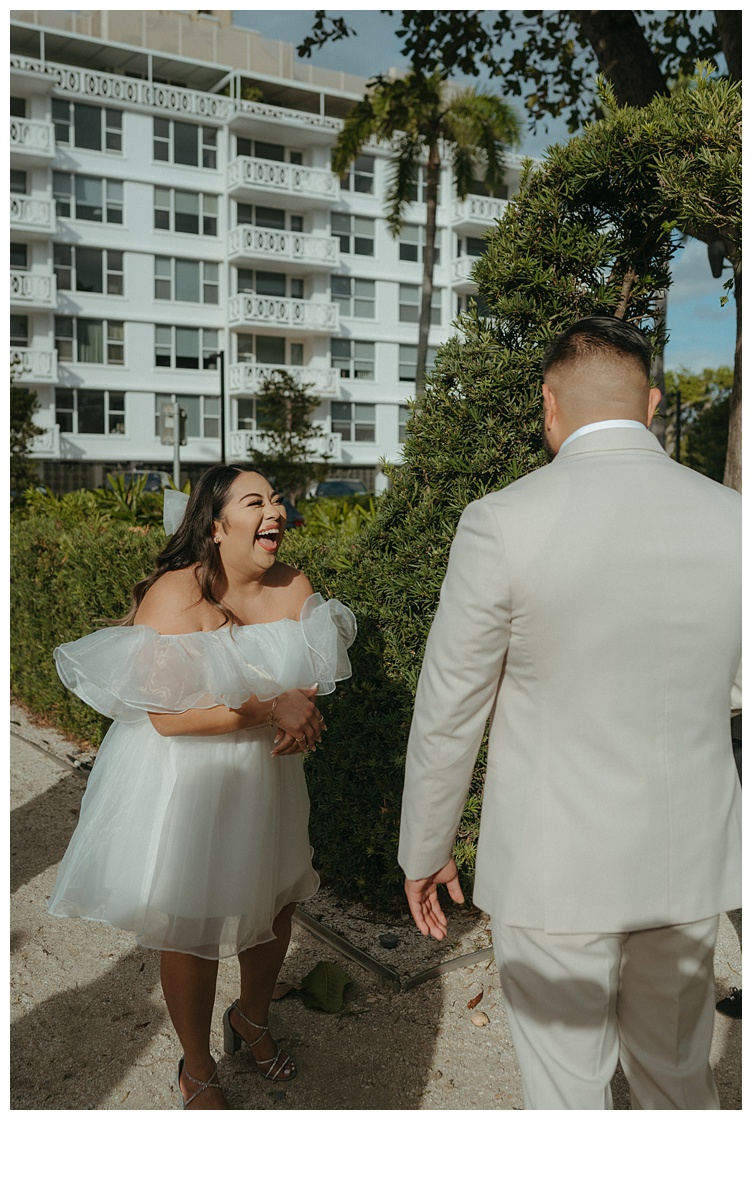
[572,10,670,108]
[723,263,742,491]
[415,140,441,396]
[715,10,742,82]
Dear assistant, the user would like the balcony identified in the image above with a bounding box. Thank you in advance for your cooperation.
[10,271,56,311]
[229,428,342,462]
[452,255,481,295]
[228,156,340,210]
[228,362,340,399]
[10,193,56,238]
[10,347,58,384]
[228,225,340,271]
[10,116,55,162]
[29,424,61,458]
[228,293,339,334]
[451,194,508,233]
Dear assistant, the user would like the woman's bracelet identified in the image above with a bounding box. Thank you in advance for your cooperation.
[267,697,278,726]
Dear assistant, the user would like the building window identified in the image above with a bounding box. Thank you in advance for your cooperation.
[155,326,219,370]
[331,339,375,381]
[11,315,29,347]
[235,139,302,165]
[233,333,290,366]
[55,317,124,365]
[10,242,28,269]
[398,283,442,325]
[399,224,441,265]
[234,203,304,232]
[331,401,376,442]
[10,169,27,194]
[338,153,375,194]
[11,96,26,118]
[468,177,508,200]
[235,269,304,299]
[154,257,219,304]
[53,173,123,224]
[399,344,437,382]
[52,101,122,153]
[155,393,219,439]
[398,403,411,442]
[53,245,123,295]
[154,187,218,236]
[458,235,487,257]
[406,166,441,205]
[456,292,491,318]
[55,388,125,434]
[331,213,375,257]
[331,276,375,319]
[153,118,217,169]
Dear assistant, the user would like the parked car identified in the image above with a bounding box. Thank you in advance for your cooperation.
[106,470,171,493]
[315,478,368,498]
[283,499,305,528]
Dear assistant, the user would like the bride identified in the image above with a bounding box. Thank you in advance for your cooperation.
[48,463,356,1109]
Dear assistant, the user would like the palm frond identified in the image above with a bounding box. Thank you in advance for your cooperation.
[385,135,421,235]
[331,96,376,174]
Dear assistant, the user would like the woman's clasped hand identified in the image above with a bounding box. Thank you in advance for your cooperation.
[232,684,328,755]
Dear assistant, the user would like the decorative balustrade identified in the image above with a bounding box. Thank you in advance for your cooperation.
[10,116,55,157]
[451,254,481,294]
[228,362,340,398]
[228,156,339,205]
[230,428,342,462]
[29,424,61,458]
[10,193,56,235]
[10,347,58,383]
[451,194,508,228]
[228,293,338,333]
[228,225,340,269]
[10,271,56,309]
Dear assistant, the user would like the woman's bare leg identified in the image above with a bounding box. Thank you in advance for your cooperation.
[231,902,296,1078]
[160,950,229,1108]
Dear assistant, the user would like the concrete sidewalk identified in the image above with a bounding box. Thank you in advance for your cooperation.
[10,703,742,1111]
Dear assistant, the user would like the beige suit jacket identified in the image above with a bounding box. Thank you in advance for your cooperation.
[398,425,741,933]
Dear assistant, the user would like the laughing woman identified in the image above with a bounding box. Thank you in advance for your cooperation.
[47,464,356,1109]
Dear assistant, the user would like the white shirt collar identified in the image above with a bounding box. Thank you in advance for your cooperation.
[559,420,647,454]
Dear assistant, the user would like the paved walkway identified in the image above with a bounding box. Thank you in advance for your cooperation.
[10,703,742,1111]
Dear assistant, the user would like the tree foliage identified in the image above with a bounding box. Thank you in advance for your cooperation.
[10,376,43,503]
[332,71,520,392]
[250,370,332,502]
[664,366,732,482]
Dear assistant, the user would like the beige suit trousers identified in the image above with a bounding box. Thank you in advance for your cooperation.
[491,916,720,1110]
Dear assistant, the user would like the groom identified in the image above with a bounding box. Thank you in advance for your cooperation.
[398,316,741,1109]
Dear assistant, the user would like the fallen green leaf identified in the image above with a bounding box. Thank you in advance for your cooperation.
[299,961,353,1013]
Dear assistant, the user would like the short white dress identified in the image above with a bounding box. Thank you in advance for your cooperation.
[47,593,356,959]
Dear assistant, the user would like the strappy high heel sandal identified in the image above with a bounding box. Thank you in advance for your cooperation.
[176,1056,226,1109]
[222,1000,297,1082]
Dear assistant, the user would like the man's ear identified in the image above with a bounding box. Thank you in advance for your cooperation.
[542,382,557,429]
[647,387,662,426]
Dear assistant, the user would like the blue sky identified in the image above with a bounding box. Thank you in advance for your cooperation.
[233,8,736,375]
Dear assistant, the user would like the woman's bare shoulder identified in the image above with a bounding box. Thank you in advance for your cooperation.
[133,567,209,634]
[267,562,314,616]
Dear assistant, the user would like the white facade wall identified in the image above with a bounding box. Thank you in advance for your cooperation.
[10,13,524,492]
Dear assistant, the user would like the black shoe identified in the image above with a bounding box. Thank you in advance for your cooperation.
[715,987,742,1019]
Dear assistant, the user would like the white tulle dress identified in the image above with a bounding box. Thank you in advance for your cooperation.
[47,594,356,959]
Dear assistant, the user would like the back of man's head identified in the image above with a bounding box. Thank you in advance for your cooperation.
[543,317,653,382]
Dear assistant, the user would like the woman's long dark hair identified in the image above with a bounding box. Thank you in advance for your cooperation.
[118,462,270,627]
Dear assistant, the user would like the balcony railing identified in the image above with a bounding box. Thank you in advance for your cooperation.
[10,271,57,309]
[228,225,340,270]
[229,429,342,462]
[228,362,340,398]
[228,156,340,206]
[10,347,58,384]
[29,423,61,458]
[10,193,56,236]
[10,116,55,158]
[451,254,481,294]
[228,293,339,333]
[452,194,508,229]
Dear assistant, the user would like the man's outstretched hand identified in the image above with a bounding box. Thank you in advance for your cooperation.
[404,859,465,940]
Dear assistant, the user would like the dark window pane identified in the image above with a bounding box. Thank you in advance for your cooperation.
[10,96,26,118]
[174,190,200,234]
[10,314,28,345]
[256,206,285,229]
[10,242,27,268]
[74,103,101,151]
[75,247,103,293]
[175,259,200,302]
[174,122,198,166]
[255,141,284,162]
[256,271,285,297]
[75,176,103,221]
[256,336,286,365]
[175,327,199,369]
[10,169,27,194]
[77,390,105,434]
[236,137,252,157]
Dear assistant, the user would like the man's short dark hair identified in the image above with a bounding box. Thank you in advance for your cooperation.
[542,317,654,380]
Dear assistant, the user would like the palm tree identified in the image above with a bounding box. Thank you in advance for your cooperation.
[332,71,521,394]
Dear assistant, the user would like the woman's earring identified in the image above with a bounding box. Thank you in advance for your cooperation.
[214,536,221,544]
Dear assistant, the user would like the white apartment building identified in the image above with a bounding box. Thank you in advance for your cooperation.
[10,10,525,493]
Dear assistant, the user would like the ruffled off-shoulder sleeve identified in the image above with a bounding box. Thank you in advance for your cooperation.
[53,593,357,722]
